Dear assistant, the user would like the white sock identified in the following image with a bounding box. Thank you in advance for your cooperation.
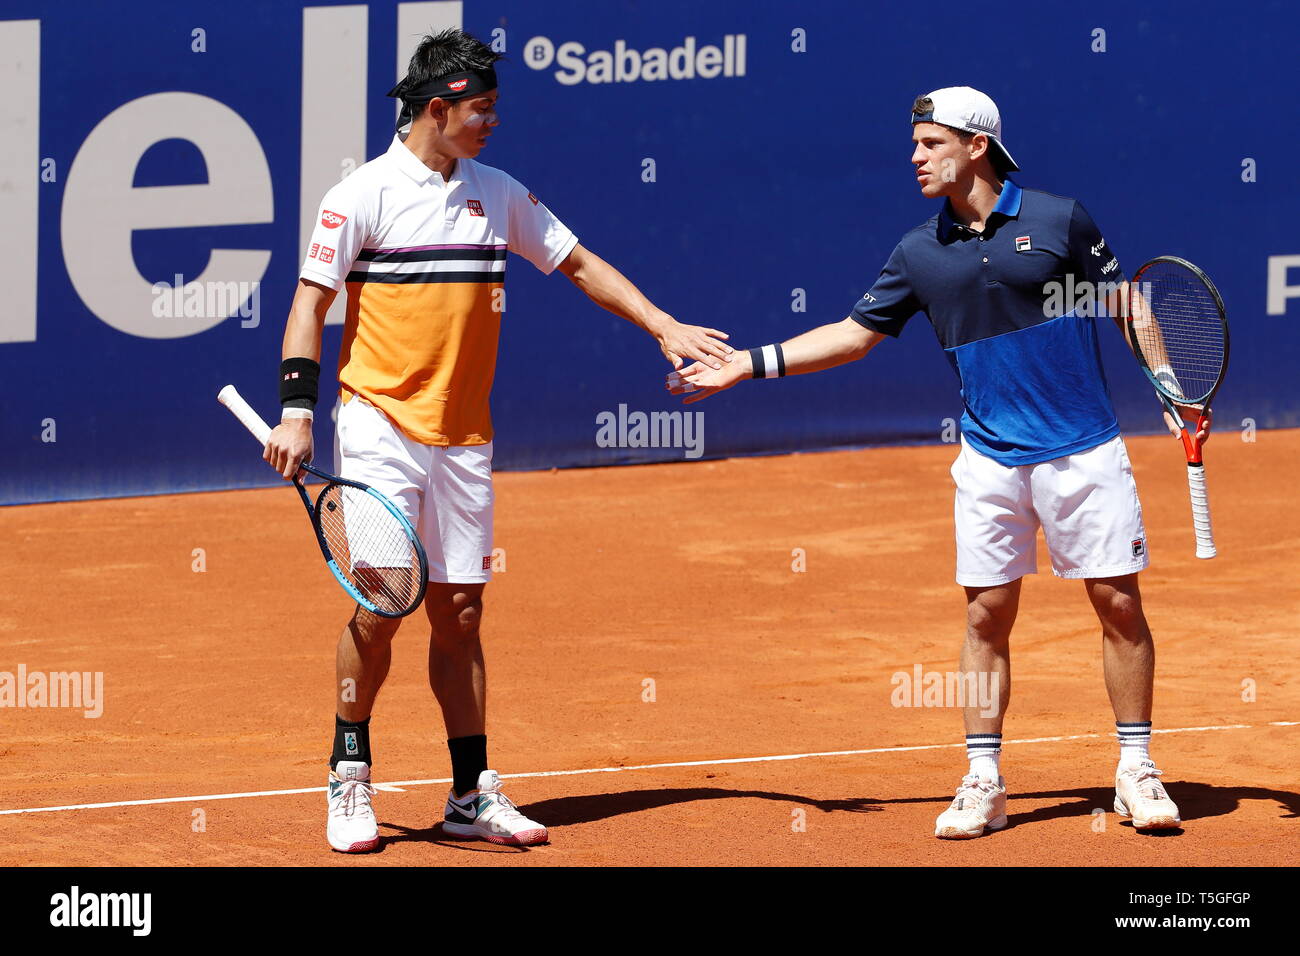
[966,733,1002,780]
[1117,721,1152,768]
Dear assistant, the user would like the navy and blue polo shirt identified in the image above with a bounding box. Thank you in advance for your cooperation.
[851,180,1126,466]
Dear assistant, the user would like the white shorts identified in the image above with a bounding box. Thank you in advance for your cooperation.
[334,397,494,584]
[951,435,1149,587]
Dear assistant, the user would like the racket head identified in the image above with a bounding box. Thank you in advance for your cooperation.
[1126,256,1229,408]
[300,470,429,618]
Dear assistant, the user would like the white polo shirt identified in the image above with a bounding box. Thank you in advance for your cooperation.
[300,134,578,445]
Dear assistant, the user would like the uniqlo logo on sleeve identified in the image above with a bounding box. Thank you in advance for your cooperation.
[309,242,320,259]
[527,192,539,205]
[482,556,492,570]
[466,199,484,217]
[321,209,347,229]
[318,246,335,264]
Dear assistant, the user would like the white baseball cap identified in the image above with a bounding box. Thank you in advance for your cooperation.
[911,86,1019,173]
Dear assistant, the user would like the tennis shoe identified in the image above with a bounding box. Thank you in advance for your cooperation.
[327,760,380,852]
[442,770,548,846]
[1114,760,1181,830]
[935,773,1008,839]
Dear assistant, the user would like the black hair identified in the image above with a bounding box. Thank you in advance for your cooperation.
[402,28,502,118]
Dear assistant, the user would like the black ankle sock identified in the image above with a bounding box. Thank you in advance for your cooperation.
[331,715,372,769]
[448,734,488,796]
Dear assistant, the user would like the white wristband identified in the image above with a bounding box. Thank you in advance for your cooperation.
[281,408,314,422]
[748,343,786,379]
[1152,364,1184,400]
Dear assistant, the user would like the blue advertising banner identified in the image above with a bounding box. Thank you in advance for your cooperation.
[1,0,1296,504]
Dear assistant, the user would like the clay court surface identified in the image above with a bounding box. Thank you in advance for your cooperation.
[4,430,1297,867]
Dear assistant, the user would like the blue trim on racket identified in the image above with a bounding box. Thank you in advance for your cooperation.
[218,385,429,617]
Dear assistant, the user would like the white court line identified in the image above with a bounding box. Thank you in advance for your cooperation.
[0,721,1287,816]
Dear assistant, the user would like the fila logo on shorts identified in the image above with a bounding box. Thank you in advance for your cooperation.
[951,436,1149,585]
[300,134,578,447]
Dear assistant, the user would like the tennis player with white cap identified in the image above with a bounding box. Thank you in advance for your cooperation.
[669,86,1209,839]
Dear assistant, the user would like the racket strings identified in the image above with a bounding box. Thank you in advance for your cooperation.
[1132,265,1225,403]
[316,484,423,615]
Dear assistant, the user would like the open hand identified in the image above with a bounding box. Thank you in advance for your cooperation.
[666,354,752,404]
[656,320,732,370]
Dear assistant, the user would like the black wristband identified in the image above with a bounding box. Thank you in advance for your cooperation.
[748,344,786,379]
[280,357,320,409]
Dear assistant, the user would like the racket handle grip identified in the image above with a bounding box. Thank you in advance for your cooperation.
[1187,463,1217,559]
[217,384,273,446]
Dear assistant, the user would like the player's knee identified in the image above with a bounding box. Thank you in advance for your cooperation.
[454,599,482,639]
[429,593,483,647]
[1099,591,1146,638]
[967,599,1016,642]
[350,608,401,646]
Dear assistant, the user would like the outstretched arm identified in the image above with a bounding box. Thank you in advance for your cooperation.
[666,317,887,404]
[556,243,733,369]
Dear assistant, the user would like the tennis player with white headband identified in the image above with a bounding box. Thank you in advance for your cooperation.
[265,27,734,854]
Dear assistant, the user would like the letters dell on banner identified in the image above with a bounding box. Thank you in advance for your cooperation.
[523,34,747,85]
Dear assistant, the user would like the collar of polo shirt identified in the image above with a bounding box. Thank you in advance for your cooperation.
[938,178,1023,240]
[388,134,465,187]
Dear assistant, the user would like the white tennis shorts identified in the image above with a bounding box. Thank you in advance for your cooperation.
[334,396,494,584]
[950,434,1149,586]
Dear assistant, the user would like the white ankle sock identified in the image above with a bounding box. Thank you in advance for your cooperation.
[966,733,1002,780]
[1117,721,1152,768]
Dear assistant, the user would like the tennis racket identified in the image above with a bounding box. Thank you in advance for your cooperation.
[1126,256,1229,559]
[217,385,429,616]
